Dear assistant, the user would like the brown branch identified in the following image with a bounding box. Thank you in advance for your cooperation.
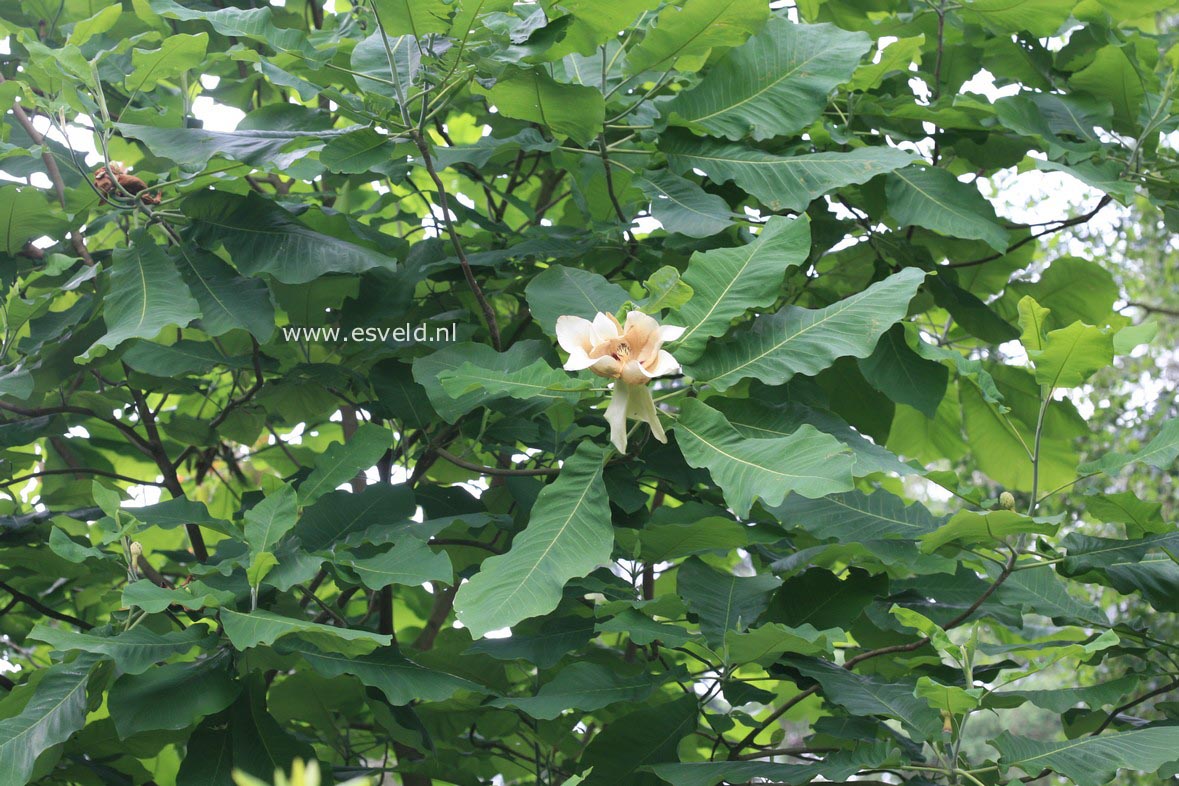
[598,134,638,266]
[413,582,459,651]
[1092,678,1179,735]
[0,401,156,459]
[433,445,558,477]
[124,374,209,562]
[0,75,94,264]
[0,580,93,630]
[944,195,1114,268]
[172,339,265,470]
[1125,301,1179,318]
[5,467,167,487]
[411,130,502,350]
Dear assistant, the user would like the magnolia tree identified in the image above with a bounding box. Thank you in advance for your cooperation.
[1,0,1178,784]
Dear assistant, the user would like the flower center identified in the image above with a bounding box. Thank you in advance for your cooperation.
[613,342,631,361]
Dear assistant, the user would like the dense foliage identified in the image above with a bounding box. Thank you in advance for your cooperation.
[1,0,1178,784]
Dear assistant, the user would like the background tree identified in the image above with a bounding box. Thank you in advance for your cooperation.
[1,0,1178,785]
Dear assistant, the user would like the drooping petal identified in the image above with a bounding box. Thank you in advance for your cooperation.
[625,383,667,443]
[640,349,681,379]
[604,382,630,453]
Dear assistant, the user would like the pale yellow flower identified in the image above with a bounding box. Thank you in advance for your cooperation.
[556,311,684,452]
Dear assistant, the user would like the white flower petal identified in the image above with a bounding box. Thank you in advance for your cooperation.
[620,360,649,385]
[604,383,630,453]
[562,351,598,371]
[590,356,622,378]
[623,311,661,342]
[592,312,622,340]
[641,349,681,379]
[625,383,667,443]
[556,315,596,355]
[659,324,687,343]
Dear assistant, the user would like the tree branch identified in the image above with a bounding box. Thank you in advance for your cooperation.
[4,467,166,487]
[945,195,1113,269]
[412,130,502,351]
[1124,301,1179,318]
[1092,677,1179,735]
[0,580,93,630]
[433,446,559,477]
[0,75,95,264]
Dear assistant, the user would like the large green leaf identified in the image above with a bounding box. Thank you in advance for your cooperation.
[413,340,559,421]
[668,215,810,362]
[122,579,235,613]
[454,442,612,638]
[674,399,855,517]
[228,678,317,781]
[86,230,201,356]
[125,33,207,92]
[297,423,392,505]
[580,696,699,786]
[220,609,391,655]
[1029,321,1114,388]
[0,186,68,255]
[29,624,213,675]
[770,489,946,542]
[148,0,320,58]
[185,191,395,284]
[714,396,915,476]
[858,323,949,418]
[320,128,401,174]
[636,170,734,238]
[785,656,943,741]
[961,364,1086,491]
[524,266,630,335]
[665,134,913,212]
[920,509,1060,552]
[438,358,590,411]
[676,557,781,645]
[685,267,925,390]
[286,642,483,705]
[336,538,453,589]
[625,0,769,74]
[176,717,235,786]
[243,484,298,553]
[961,0,1075,36]
[1081,419,1179,475]
[885,166,1009,252]
[491,662,660,720]
[116,123,341,169]
[171,244,275,340]
[372,0,451,36]
[480,68,605,145]
[108,656,239,739]
[293,485,417,552]
[992,727,1179,786]
[667,19,870,140]
[0,656,98,786]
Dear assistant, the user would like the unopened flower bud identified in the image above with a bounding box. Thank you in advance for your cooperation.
[998,491,1016,511]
